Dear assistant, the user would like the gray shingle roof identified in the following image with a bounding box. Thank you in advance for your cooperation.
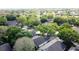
[75,46,79,51]
[38,38,65,51]
[6,20,17,26]
[68,46,79,51]
[0,43,11,51]
[32,36,47,48]
[44,41,66,51]
[68,47,75,51]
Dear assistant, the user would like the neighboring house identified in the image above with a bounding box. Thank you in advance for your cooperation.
[6,20,18,26]
[69,42,79,51]
[32,36,48,48]
[0,43,11,51]
[47,19,53,22]
[48,36,60,41]
[68,47,76,51]
[38,37,66,51]
[75,46,79,51]
[68,46,79,51]
[32,34,65,51]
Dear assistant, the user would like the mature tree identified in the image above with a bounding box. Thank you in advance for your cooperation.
[46,11,55,19]
[1,26,34,47]
[17,14,40,27]
[59,23,72,30]
[6,15,16,21]
[16,30,33,38]
[0,26,8,45]
[54,16,68,25]
[4,26,22,46]
[74,18,79,26]
[68,16,76,25]
[26,15,41,27]
[0,16,7,25]
[16,15,27,25]
[36,23,59,36]
[13,37,35,51]
[40,15,48,23]
[58,27,79,50]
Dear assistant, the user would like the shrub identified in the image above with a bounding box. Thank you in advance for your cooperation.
[13,37,35,51]
[0,16,7,25]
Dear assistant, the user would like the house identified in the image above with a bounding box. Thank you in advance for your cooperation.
[0,43,11,51]
[68,47,75,51]
[68,46,79,51]
[68,39,79,51]
[48,36,60,41]
[68,42,79,51]
[38,37,66,51]
[6,20,18,26]
[75,46,79,51]
[47,19,53,22]
[32,36,48,48]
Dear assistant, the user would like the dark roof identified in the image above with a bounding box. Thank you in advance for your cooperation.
[0,43,11,51]
[68,47,75,51]
[47,19,53,22]
[39,40,66,51]
[48,37,57,41]
[45,41,66,51]
[75,46,79,51]
[68,46,79,51]
[32,36,47,48]
[6,20,17,26]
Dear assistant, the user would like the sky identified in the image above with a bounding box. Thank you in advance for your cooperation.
[0,0,78,9]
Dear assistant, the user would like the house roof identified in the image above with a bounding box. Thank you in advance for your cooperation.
[32,36,47,48]
[38,38,65,51]
[6,20,17,26]
[68,47,75,51]
[75,46,79,51]
[0,43,11,51]
[69,42,79,51]
[48,37,63,42]
[68,46,79,51]
[44,41,66,51]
